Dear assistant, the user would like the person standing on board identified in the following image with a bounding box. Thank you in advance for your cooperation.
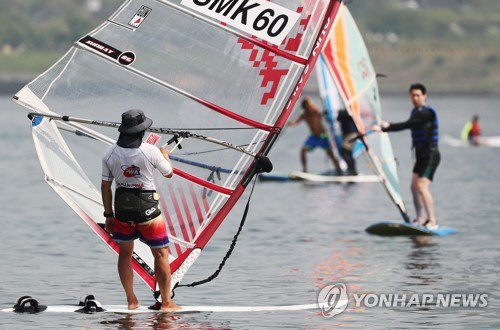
[337,109,359,176]
[372,83,440,229]
[101,109,180,311]
[461,114,481,145]
[288,97,342,173]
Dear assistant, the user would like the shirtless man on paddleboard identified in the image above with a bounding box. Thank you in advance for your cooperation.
[289,97,342,174]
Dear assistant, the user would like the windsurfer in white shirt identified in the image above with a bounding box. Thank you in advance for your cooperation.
[101,109,180,311]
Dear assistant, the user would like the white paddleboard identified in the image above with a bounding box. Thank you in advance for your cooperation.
[290,171,380,183]
[2,302,344,314]
[443,135,500,148]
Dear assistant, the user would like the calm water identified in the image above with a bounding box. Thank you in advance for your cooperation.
[1,94,499,329]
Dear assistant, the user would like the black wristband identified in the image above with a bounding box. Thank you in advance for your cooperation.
[103,211,114,218]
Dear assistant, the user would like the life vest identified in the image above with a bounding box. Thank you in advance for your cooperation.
[470,121,480,137]
[114,188,161,223]
[337,110,357,135]
[410,106,438,148]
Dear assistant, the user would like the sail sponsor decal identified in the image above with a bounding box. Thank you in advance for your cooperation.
[78,36,136,66]
[180,0,301,46]
[128,5,152,28]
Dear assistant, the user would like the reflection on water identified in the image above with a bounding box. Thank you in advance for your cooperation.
[404,237,442,286]
[311,240,365,288]
[100,312,226,330]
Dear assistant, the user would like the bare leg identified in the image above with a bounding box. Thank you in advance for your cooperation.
[300,148,308,172]
[416,176,437,227]
[326,149,342,173]
[118,241,140,310]
[151,247,180,311]
[411,173,425,224]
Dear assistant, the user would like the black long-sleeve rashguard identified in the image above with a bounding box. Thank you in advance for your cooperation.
[382,109,434,132]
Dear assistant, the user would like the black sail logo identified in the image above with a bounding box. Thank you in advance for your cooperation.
[79,36,136,66]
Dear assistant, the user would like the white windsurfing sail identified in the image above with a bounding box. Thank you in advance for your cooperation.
[13,0,343,294]
[320,3,410,221]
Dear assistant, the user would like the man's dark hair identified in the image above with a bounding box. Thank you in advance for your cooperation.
[409,83,426,95]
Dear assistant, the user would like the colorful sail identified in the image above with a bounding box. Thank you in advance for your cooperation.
[13,0,343,293]
[316,54,364,159]
[320,3,409,220]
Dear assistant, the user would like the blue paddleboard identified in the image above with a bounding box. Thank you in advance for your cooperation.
[366,221,457,236]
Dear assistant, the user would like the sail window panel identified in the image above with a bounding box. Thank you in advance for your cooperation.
[33,121,99,201]
[28,49,77,101]
[94,2,307,126]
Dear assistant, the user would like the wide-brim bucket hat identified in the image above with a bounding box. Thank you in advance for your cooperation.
[118,109,153,134]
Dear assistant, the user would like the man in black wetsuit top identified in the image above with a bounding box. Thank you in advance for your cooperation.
[373,83,440,229]
[337,109,358,176]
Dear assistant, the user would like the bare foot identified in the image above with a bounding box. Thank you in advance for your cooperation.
[415,218,425,226]
[127,297,140,310]
[160,301,181,312]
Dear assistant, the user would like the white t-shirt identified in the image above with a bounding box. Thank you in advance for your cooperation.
[102,143,173,190]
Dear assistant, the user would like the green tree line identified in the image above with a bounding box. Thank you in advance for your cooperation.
[1,0,499,52]
[349,0,500,47]
[0,0,119,52]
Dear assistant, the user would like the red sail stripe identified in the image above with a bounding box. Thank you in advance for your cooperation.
[158,191,183,257]
[177,184,197,238]
[189,185,204,225]
[168,185,192,243]
[193,96,273,131]
[174,169,233,195]
[201,190,211,218]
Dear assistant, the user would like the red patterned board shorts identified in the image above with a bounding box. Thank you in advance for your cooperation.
[112,215,169,249]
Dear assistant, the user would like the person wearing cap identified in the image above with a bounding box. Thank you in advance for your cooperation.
[288,97,342,173]
[101,109,179,311]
